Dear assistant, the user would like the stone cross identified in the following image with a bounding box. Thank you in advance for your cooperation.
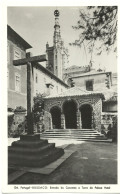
[13,52,47,135]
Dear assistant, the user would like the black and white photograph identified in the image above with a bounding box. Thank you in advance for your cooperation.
[1,1,120,193]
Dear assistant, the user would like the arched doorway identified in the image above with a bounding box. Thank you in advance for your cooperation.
[63,100,77,129]
[50,106,61,129]
[80,104,92,129]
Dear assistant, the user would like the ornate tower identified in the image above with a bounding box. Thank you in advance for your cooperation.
[46,9,69,80]
[53,10,63,79]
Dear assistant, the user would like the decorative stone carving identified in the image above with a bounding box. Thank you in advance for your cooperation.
[14,106,26,112]
[61,113,65,129]
[44,95,102,131]
[91,111,94,129]
[43,111,52,131]
[76,109,80,129]
[44,99,62,112]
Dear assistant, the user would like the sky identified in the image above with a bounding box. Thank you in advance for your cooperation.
[7,6,117,72]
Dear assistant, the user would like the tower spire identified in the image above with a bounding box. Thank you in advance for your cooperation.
[46,9,69,80]
[53,10,61,47]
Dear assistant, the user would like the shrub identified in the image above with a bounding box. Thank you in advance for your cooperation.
[33,93,46,132]
[112,117,117,142]
[8,114,14,137]
[106,124,112,139]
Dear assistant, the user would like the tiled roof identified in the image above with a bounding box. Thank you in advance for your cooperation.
[45,83,117,100]
[45,87,105,99]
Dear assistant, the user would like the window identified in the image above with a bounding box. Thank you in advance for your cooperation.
[15,73,21,92]
[14,48,21,70]
[86,80,93,91]
[14,49,21,60]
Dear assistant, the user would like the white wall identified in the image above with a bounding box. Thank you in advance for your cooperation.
[33,67,67,97]
[73,73,111,91]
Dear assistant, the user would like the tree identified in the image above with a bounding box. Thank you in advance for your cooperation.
[70,6,118,63]
[33,93,45,113]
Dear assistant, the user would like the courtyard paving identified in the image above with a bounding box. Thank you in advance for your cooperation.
[9,140,117,184]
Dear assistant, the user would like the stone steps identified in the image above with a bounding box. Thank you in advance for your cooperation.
[41,134,105,138]
[41,132,104,136]
[8,143,55,156]
[8,134,64,168]
[9,148,64,167]
[45,129,96,132]
[41,136,107,140]
[41,137,112,143]
[41,129,108,142]
[12,139,48,148]
[43,131,99,134]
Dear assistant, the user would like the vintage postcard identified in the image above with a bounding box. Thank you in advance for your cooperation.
[1,0,120,193]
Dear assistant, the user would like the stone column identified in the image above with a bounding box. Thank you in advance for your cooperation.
[79,111,82,129]
[77,110,82,129]
[50,114,53,130]
[61,112,65,129]
[76,109,80,129]
[91,111,94,129]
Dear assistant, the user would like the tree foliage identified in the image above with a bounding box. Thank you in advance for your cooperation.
[70,6,118,61]
[33,93,45,113]
[33,93,46,123]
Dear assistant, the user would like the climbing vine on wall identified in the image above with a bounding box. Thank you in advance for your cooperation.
[33,93,46,132]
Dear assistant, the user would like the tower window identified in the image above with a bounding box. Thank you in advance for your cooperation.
[86,80,93,91]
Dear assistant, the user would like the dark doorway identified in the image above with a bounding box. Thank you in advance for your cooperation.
[63,100,77,129]
[80,104,92,129]
[50,106,61,129]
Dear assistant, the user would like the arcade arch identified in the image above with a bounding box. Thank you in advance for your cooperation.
[79,104,93,129]
[50,106,61,129]
[63,99,77,129]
